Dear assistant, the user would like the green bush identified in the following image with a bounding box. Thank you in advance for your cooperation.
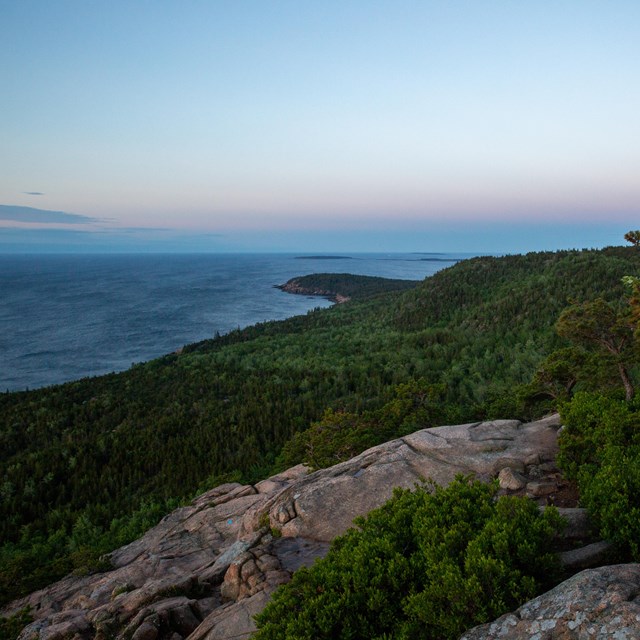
[558,392,640,559]
[253,477,563,640]
[0,609,32,640]
[578,444,640,559]
[276,381,448,471]
[557,392,639,480]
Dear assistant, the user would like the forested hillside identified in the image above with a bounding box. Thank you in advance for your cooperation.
[1,246,639,607]
[276,272,420,300]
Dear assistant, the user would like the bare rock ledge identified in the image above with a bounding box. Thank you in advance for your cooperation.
[3,414,614,640]
[461,564,640,640]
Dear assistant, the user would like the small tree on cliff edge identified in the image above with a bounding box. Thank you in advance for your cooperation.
[556,298,635,401]
[624,230,640,248]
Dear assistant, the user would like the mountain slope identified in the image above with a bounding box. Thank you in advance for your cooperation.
[3,415,565,640]
[1,246,639,606]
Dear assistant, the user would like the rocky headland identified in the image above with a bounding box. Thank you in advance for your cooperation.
[275,279,351,304]
[5,415,636,640]
[275,272,420,304]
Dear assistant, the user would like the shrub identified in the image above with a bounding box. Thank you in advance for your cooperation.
[0,608,32,640]
[276,381,448,471]
[558,392,640,560]
[557,392,639,480]
[253,477,563,640]
[578,444,640,559]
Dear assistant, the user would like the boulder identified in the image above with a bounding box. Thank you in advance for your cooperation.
[498,467,527,491]
[187,591,272,640]
[553,507,592,541]
[460,564,640,639]
[527,479,559,498]
[560,541,616,571]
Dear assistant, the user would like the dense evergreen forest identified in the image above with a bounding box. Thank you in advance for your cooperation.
[253,243,640,639]
[276,272,420,300]
[1,246,639,608]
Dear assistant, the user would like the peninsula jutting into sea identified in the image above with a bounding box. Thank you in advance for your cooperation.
[0,252,467,391]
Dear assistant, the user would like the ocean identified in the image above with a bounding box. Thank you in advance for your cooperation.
[0,252,470,392]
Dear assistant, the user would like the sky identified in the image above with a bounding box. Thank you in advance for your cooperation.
[1,1,639,253]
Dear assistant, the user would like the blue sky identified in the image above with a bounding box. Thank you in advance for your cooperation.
[1,1,639,253]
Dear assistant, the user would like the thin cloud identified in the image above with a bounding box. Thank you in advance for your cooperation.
[23,191,45,196]
[0,204,98,224]
[0,226,228,253]
[127,228,224,237]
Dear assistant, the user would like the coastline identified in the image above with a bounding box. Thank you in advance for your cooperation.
[2,254,447,392]
[275,279,351,304]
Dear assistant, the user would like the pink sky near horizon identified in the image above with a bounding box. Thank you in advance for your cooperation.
[2,2,640,251]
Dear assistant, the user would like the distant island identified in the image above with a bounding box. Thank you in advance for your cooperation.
[294,255,353,260]
[419,257,460,262]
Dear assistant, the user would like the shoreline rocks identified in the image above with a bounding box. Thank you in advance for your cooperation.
[275,279,350,304]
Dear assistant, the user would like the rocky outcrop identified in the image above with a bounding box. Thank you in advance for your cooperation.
[4,415,584,640]
[8,468,325,640]
[275,279,350,303]
[460,564,640,639]
[247,415,568,542]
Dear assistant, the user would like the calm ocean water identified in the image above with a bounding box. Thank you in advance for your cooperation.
[0,252,469,392]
